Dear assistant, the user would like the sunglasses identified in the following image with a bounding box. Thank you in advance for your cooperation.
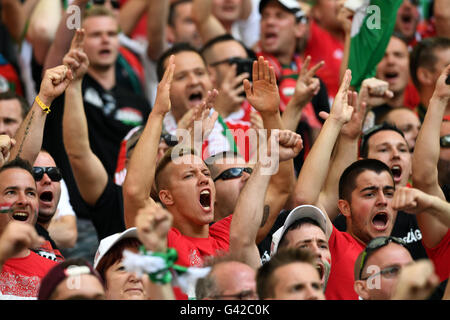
[362,265,402,281]
[440,135,450,148]
[33,167,62,182]
[91,0,120,9]
[213,167,253,182]
[358,236,406,280]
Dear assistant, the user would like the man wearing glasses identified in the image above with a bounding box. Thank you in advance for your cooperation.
[353,236,414,300]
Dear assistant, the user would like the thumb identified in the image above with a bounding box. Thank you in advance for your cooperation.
[319,111,330,121]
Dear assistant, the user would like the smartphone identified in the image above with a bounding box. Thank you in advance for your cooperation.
[233,58,253,82]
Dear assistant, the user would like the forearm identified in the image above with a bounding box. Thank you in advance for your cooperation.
[43,0,86,70]
[319,135,358,220]
[1,0,28,42]
[48,216,78,248]
[123,112,164,227]
[230,161,270,268]
[191,0,226,43]
[27,0,62,65]
[423,193,450,228]
[339,30,351,83]
[281,98,305,132]
[239,0,252,20]
[146,0,169,61]
[295,118,342,206]
[119,0,148,36]
[10,97,48,163]
[412,96,447,190]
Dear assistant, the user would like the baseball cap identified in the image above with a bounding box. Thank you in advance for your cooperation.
[270,205,329,255]
[259,0,307,22]
[38,258,104,300]
[93,228,138,269]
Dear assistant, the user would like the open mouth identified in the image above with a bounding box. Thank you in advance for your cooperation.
[372,213,388,230]
[99,49,112,56]
[401,14,412,24]
[199,190,211,210]
[316,263,324,280]
[384,71,399,80]
[12,211,29,222]
[39,191,54,203]
[391,165,402,181]
[188,91,203,106]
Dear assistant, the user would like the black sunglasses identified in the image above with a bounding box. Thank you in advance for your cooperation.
[33,167,62,182]
[91,0,120,9]
[440,135,450,148]
[358,236,406,280]
[213,167,253,182]
[161,133,178,147]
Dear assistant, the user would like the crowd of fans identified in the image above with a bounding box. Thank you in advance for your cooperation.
[0,0,449,301]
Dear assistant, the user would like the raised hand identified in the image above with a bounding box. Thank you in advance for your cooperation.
[392,186,435,215]
[431,64,450,101]
[244,56,280,115]
[0,221,45,266]
[214,64,249,111]
[153,55,175,117]
[270,129,303,162]
[359,77,394,108]
[292,56,324,107]
[327,69,354,125]
[135,203,173,252]
[63,29,89,81]
[38,65,73,106]
[0,135,15,167]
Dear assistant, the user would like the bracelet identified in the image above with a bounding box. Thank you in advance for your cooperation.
[35,96,51,114]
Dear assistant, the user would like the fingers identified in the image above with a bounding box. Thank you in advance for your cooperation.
[243,79,252,98]
[338,69,352,95]
[306,60,325,79]
[300,56,311,77]
[161,55,175,86]
[70,28,85,50]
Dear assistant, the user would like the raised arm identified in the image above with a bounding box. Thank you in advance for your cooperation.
[1,0,39,43]
[412,64,450,248]
[146,0,169,61]
[118,0,148,37]
[43,0,89,71]
[62,29,108,206]
[294,70,354,237]
[230,129,303,269]
[191,0,226,44]
[123,56,175,228]
[0,135,15,167]
[10,65,72,164]
[281,56,323,132]
[244,57,298,243]
[26,0,62,65]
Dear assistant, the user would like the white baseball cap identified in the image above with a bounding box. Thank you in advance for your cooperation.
[259,0,307,22]
[270,205,329,256]
[94,228,138,269]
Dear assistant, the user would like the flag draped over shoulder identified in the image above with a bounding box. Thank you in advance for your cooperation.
[348,0,403,90]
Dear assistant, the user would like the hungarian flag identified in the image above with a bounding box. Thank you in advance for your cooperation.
[347,0,403,90]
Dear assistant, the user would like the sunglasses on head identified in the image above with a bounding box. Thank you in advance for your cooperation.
[91,0,120,9]
[440,135,450,148]
[358,236,406,280]
[33,167,62,182]
[213,167,253,182]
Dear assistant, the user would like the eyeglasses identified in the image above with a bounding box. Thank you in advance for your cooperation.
[91,0,120,9]
[33,167,62,182]
[213,167,253,182]
[361,265,402,281]
[440,135,450,148]
[358,236,406,280]
[210,289,257,300]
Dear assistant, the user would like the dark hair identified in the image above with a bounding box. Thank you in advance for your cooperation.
[200,34,256,62]
[168,0,192,26]
[0,91,30,119]
[410,37,450,89]
[156,42,206,81]
[154,146,201,192]
[338,159,394,202]
[359,122,406,158]
[95,237,141,286]
[256,248,316,299]
[0,157,34,177]
[277,217,322,250]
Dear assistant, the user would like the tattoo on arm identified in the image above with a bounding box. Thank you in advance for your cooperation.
[16,110,34,158]
[260,205,270,227]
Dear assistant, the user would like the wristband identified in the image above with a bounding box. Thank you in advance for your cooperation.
[35,96,51,114]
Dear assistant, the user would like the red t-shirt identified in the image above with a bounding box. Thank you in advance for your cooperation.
[0,251,57,299]
[304,20,344,100]
[325,225,365,300]
[424,229,450,282]
[168,215,232,299]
